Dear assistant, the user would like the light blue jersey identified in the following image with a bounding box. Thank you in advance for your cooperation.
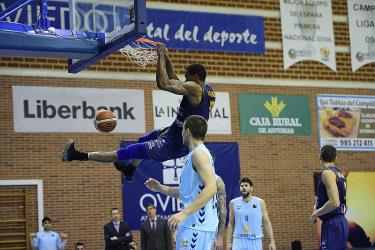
[179,143,218,232]
[232,196,263,239]
[232,238,262,250]
[32,230,66,250]
[176,227,216,250]
[177,144,218,250]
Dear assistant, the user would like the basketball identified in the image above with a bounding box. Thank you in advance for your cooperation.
[94,110,117,133]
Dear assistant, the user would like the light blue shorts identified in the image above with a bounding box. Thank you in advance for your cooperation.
[232,238,262,250]
[176,226,216,250]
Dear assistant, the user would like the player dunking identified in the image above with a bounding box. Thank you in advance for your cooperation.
[311,145,349,250]
[61,44,215,181]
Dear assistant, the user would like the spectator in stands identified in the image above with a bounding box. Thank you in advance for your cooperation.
[104,208,137,250]
[75,242,85,250]
[140,203,172,250]
[30,216,67,250]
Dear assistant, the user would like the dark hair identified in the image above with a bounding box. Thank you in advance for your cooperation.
[240,177,253,187]
[111,208,119,213]
[185,64,207,81]
[184,115,208,140]
[75,242,85,247]
[146,203,156,209]
[320,145,336,162]
[42,217,51,224]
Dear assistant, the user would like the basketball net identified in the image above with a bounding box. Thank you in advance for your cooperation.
[120,38,160,68]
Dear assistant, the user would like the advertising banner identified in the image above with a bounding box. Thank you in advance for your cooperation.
[314,172,375,248]
[153,90,232,134]
[348,0,375,72]
[317,94,375,150]
[0,1,265,54]
[280,0,336,70]
[12,86,145,133]
[239,93,311,136]
[147,9,265,54]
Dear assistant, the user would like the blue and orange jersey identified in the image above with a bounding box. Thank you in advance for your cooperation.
[167,83,215,136]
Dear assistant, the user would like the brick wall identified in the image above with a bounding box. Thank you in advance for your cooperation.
[1,0,375,250]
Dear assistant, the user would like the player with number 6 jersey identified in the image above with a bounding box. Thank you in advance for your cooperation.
[227,177,276,250]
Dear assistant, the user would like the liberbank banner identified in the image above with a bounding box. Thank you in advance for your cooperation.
[12,86,145,133]
[239,93,311,135]
[348,0,375,72]
[280,0,336,70]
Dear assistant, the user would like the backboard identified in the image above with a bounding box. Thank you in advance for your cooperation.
[68,0,147,73]
[0,0,146,73]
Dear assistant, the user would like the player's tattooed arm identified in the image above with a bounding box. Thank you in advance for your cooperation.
[216,176,227,238]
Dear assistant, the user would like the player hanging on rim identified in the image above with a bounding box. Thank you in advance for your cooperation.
[61,44,216,182]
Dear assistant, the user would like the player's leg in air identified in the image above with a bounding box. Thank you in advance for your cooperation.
[61,127,171,181]
[62,43,214,182]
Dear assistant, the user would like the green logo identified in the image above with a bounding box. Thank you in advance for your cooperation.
[264,96,286,118]
[179,239,188,250]
[239,93,311,136]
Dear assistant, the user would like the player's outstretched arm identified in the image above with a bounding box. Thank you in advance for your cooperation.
[261,199,276,250]
[156,44,201,96]
[144,178,180,198]
[311,170,340,222]
[226,200,234,250]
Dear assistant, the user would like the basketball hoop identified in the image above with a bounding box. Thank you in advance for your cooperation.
[120,38,160,68]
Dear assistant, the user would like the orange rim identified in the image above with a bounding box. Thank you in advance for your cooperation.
[136,37,160,46]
